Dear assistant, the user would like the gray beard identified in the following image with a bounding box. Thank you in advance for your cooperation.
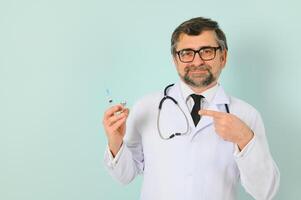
[181,65,215,88]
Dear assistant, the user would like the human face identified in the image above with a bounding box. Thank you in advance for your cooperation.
[173,30,227,89]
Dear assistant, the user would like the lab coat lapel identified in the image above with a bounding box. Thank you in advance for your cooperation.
[192,85,230,137]
[167,82,230,139]
[168,82,195,129]
[195,104,218,130]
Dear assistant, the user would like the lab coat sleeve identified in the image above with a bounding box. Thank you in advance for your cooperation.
[104,143,125,168]
[234,111,280,200]
[103,101,144,185]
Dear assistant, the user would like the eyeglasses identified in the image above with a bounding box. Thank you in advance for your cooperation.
[176,46,221,63]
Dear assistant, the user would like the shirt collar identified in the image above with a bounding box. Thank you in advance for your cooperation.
[179,79,220,104]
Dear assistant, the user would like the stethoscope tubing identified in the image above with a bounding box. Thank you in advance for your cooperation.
[157,84,230,140]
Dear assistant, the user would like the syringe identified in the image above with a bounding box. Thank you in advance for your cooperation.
[106,89,127,115]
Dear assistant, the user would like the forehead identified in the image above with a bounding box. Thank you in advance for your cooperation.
[176,30,219,50]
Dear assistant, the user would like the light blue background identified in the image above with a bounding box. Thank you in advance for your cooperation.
[1,0,300,199]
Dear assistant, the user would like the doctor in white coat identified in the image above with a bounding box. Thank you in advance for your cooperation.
[102,17,280,200]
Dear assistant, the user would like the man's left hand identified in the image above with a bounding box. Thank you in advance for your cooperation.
[199,109,254,150]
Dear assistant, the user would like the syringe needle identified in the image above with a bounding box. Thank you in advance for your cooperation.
[106,89,113,104]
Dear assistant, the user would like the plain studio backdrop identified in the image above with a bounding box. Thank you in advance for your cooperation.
[1,0,300,199]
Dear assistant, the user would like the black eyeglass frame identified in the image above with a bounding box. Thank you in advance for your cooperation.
[176,46,222,63]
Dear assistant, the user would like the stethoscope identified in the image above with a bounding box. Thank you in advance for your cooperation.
[157,84,230,140]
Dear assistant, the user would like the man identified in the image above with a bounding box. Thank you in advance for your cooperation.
[102,17,280,200]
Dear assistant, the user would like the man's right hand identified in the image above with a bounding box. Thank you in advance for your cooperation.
[102,104,129,157]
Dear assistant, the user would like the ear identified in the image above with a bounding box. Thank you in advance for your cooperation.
[172,55,178,66]
[220,50,227,68]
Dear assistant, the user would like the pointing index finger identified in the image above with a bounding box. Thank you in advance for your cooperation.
[198,109,223,118]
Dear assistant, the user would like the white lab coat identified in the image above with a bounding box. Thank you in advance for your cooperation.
[104,82,280,200]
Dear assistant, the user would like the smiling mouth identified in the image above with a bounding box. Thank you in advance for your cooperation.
[189,69,208,74]
[191,69,207,72]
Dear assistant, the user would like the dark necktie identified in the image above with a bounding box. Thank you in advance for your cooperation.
[190,94,204,126]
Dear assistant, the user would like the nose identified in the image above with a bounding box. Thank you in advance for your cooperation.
[191,53,205,66]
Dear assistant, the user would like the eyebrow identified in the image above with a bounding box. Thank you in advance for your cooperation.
[178,46,216,52]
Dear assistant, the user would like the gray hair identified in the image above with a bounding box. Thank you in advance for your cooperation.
[171,17,228,55]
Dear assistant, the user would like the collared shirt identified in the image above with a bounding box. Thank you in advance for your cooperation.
[179,79,219,113]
